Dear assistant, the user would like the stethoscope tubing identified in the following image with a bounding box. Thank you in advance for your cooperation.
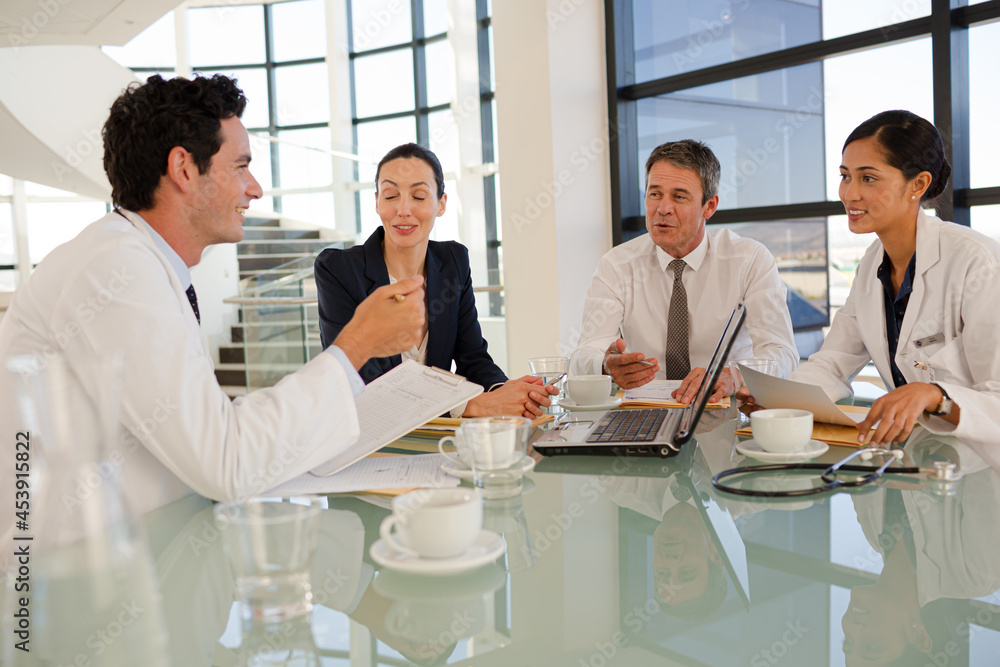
[712,461,923,498]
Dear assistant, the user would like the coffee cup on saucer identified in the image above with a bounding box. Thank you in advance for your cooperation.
[379,488,483,559]
[568,374,612,405]
[750,409,814,453]
[438,432,471,468]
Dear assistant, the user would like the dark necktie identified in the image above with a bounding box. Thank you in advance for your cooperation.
[663,259,690,380]
[186,284,201,325]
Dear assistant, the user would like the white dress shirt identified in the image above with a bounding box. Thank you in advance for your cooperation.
[571,228,797,379]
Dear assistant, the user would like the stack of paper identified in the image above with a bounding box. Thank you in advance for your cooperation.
[407,414,553,439]
[619,380,730,409]
[266,454,459,497]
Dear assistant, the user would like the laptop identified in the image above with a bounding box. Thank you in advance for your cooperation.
[534,303,746,458]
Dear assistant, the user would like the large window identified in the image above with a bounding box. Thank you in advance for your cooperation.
[348,0,503,315]
[105,0,332,223]
[607,0,1000,330]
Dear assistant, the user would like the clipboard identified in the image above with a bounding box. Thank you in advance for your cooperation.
[309,360,483,477]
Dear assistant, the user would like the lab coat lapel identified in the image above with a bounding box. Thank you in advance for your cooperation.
[896,212,941,376]
[859,242,891,376]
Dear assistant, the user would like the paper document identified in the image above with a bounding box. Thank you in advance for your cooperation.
[623,380,682,402]
[310,361,483,477]
[621,380,729,408]
[740,365,866,427]
[268,454,459,496]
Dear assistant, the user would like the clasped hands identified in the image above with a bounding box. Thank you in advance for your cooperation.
[602,339,736,403]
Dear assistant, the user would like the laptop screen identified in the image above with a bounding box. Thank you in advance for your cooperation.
[674,303,747,444]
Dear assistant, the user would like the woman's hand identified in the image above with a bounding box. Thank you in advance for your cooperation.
[857,382,953,446]
[465,375,558,418]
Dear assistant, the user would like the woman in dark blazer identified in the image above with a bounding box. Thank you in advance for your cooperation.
[315,143,555,418]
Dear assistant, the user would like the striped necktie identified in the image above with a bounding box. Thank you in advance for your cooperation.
[663,259,690,380]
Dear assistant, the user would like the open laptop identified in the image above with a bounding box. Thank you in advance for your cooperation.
[534,303,746,458]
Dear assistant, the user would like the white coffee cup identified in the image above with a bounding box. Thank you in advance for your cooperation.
[438,432,470,467]
[379,488,483,559]
[568,374,612,406]
[750,409,814,453]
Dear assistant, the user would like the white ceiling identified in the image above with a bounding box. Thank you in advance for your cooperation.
[0,0,179,47]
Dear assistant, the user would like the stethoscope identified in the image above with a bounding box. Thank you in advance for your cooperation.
[712,446,962,498]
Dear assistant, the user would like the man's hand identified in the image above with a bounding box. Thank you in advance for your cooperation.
[603,339,659,389]
[857,382,952,446]
[671,367,736,404]
[334,276,426,370]
[466,375,557,418]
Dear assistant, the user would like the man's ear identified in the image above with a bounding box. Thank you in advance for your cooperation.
[701,194,720,221]
[165,146,199,193]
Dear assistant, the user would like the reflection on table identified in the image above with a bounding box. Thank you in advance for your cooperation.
[8,409,1000,666]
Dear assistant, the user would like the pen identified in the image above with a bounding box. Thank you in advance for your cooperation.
[616,327,655,366]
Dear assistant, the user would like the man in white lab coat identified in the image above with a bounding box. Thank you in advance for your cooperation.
[0,75,425,527]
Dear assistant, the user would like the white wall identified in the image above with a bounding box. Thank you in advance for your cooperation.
[493,0,613,377]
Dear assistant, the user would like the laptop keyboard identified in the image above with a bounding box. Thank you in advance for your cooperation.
[586,409,671,443]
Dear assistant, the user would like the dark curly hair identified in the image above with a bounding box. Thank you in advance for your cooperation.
[102,74,247,211]
[375,143,445,200]
[844,110,952,204]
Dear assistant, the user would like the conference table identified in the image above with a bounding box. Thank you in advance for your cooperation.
[37,406,1000,666]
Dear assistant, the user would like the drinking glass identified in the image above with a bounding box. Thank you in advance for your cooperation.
[527,356,570,414]
[4,354,171,666]
[215,498,324,623]
[460,417,531,499]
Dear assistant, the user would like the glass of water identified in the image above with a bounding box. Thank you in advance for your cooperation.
[214,498,323,623]
[527,356,570,414]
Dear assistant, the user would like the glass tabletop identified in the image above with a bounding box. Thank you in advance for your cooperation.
[15,407,1000,666]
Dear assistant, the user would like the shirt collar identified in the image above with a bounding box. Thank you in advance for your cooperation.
[654,229,709,273]
[118,209,192,289]
[877,251,917,303]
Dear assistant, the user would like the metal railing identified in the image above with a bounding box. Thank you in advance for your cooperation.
[224,253,504,391]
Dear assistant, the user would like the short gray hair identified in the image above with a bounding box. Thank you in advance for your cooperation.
[645,139,720,204]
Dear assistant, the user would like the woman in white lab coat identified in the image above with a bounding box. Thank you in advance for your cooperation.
[788,110,1000,448]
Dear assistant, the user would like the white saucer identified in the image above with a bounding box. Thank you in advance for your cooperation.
[560,396,623,412]
[736,439,829,463]
[370,530,506,576]
[440,455,536,480]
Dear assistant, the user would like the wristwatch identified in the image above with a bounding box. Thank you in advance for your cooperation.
[927,382,953,417]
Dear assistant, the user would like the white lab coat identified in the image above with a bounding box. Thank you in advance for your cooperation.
[790,209,1000,447]
[0,212,360,531]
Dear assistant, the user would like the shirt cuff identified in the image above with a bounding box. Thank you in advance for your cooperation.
[326,346,366,397]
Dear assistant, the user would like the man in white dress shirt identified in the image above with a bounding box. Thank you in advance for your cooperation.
[0,75,425,531]
[571,140,797,402]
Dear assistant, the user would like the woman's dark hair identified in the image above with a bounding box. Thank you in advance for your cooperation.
[103,74,248,212]
[843,110,952,203]
[375,143,445,199]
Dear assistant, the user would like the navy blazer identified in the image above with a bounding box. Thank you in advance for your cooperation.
[314,227,508,389]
